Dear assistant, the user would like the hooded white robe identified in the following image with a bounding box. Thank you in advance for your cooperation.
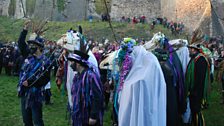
[118,46,166,126]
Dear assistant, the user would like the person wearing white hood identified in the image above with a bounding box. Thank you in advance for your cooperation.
[115,38,167,126]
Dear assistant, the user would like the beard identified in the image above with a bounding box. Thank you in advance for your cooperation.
[70,63,76,71]
[189,52,198,58]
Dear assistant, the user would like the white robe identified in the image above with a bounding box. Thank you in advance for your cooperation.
[175,46,190,74]
[66,61,76,108]
[118,46,167,126]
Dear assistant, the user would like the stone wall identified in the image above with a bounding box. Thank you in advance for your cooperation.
[0,0,97,21]
[110,0,214,34]
[0,0,10,16]
[110,0,161,22]
[175,0,211,34]
[15,0,26,18]
[211,0,224,36]
[160,0,176,21]
[160,0,212,34]
[160,0,224,36]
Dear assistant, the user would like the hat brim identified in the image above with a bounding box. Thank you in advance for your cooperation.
[187,45,200,50]
[67,57,89,67]
[27,40,44,47]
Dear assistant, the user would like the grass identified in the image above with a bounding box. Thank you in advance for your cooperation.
[0,72,224,126]
[203,80,224,126]
[0,73,112,125]
[0,16,223,125]
[0,16,187,43]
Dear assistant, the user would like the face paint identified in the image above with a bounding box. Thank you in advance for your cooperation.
[29,43,38,54]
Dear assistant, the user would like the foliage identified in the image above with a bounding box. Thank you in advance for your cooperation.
[8,0,16,16]
[57,0,65,12]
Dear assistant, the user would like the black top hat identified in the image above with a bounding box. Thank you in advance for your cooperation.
[68,50,90,67]
[27,33,45,48]
[187,43,201,50]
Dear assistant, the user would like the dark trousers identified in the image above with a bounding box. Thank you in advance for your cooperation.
[104,92,110,109]
[44,89,52,104]
[21,96,44,126]
[5,65,12,75]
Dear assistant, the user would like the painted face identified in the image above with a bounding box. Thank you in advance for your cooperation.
[29,43,39,54]
[188,48,198,57]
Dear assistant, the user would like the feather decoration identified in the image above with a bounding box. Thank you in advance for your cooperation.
[78,26,89,54]
[190,28,204,45]
[30,18,49,37]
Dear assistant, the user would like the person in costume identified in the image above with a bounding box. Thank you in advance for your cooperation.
[151,33,186,126]
[153,48,182,126]
[218,59,224,104]
[17,20,51,126]
[68,50,104,126]
[185,43,210,126]
[116,38,167,126]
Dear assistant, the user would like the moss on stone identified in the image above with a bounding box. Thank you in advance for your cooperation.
[26,0,36,16]
[95,0,111,14]
[57,0,65,12]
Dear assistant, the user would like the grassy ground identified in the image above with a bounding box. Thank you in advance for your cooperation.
[0,16,187,43]
[0,73,112,126]
[0,73,224,126]
[0,16,223,125]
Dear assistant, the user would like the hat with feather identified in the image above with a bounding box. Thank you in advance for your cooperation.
[27,19,49,48]
[190,28,204,44]
[188,28,204,50]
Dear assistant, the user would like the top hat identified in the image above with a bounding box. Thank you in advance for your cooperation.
[27,33,45,48]
[67,50,90,67]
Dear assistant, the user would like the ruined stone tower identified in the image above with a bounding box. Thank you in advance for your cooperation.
[110,0,224,36]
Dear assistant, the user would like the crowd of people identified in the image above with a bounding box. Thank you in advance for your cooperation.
[0,42,23,76]
[0,19,224,126]
[0,41,61,77]
[150,17,185,35]
[120,15,146,24]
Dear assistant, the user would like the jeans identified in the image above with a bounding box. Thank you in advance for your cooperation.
[21,96,44,126]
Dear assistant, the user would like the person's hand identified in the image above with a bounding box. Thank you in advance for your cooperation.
[22,80,29,87]
[24,20,31,30]
[89,118,97,125]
